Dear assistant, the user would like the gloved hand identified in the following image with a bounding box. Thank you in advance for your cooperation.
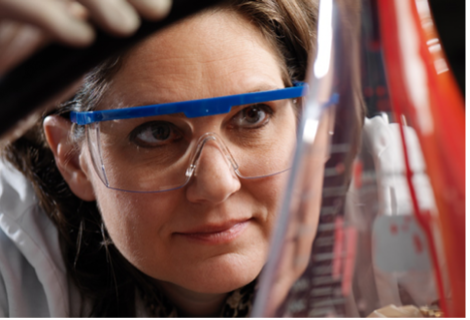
[0,0,172,73]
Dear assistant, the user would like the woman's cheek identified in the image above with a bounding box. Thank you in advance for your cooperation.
[247,173,290,236]
[95,186,177,259]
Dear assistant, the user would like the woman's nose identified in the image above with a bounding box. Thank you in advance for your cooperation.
[185,142,241,204]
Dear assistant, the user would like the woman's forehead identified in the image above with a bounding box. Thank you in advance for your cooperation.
[105,9,285,106]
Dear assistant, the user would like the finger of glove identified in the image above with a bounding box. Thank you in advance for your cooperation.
[0,21,49,74]
[126,0,172,20]
[77,0,140,37]
[68,1,89,20]
[0,0,94,46]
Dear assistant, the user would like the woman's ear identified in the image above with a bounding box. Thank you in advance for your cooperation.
[43,115,96,201]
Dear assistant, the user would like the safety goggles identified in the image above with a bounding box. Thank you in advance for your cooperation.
[70,82,307,193]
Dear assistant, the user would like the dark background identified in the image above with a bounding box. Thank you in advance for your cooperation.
[428,0,465,97]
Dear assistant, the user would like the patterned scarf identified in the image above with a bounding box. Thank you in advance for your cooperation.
[140,279,257,317]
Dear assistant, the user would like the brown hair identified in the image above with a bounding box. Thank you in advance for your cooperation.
[2,0,363,316]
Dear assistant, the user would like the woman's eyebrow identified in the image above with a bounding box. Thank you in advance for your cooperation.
[121,84,284,109]
[246,84,284,93]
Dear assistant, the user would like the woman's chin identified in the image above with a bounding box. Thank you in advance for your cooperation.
[171,252,263,294]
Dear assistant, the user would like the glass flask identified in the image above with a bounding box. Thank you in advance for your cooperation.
[252,0,465,317]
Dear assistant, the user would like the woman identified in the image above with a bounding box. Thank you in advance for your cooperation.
[1,0,324,316]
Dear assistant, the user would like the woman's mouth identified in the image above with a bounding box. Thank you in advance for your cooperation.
[176,219,251,244]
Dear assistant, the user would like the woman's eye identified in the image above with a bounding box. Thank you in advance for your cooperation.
[231,104,272,128]
[129,121,182,147]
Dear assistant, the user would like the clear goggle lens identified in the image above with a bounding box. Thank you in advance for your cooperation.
[86,98,298,193]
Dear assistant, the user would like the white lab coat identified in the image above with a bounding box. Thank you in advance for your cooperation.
[0,159,153,317]
[0,159,84,316]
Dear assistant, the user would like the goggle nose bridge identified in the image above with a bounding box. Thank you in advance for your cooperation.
[185,132,240,179]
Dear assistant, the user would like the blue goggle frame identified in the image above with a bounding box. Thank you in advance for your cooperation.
[70,82,307,125]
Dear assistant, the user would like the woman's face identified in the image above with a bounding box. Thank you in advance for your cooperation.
[80,10,297,294]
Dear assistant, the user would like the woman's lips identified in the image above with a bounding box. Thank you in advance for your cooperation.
[176,219,251,244]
